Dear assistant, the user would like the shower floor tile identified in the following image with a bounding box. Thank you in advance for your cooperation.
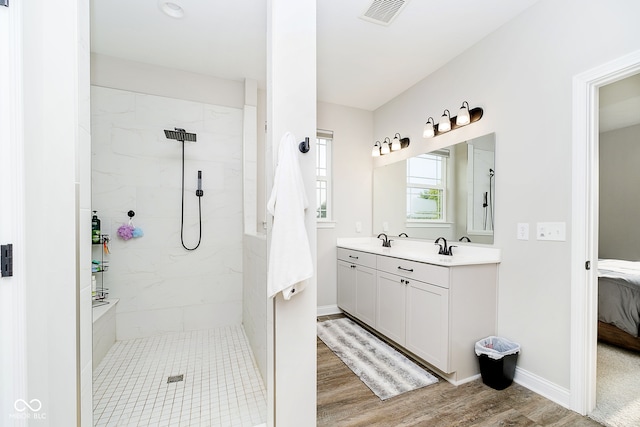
[93,325,267,427]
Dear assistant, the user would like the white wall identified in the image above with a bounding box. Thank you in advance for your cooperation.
[599,123,640,260]
[91,54,244,109]
[91,86,244,340]
[317,102,373,311]
[21,0,90,425]
[371,0,640,392]
[267,0,317,425]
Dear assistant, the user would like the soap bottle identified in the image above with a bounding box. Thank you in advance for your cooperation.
[92,211,101,244]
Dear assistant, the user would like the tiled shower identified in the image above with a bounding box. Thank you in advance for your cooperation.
[91,86,266,426]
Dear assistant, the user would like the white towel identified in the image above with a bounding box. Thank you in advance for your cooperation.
[267,132,313,300]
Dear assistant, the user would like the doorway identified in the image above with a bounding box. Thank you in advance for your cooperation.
[571,49,640,415]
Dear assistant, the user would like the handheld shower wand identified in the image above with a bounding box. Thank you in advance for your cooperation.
[196,171,203,197]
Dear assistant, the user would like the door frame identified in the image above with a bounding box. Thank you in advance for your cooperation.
[0,0,28,420]
[570,49,640,415]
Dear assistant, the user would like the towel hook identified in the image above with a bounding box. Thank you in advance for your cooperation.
[299,137,310,153]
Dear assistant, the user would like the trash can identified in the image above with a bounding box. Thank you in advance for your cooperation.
[475,336,520,390]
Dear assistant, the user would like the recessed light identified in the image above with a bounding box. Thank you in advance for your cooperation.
[159,1,184,19]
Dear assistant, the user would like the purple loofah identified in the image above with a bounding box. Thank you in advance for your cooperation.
[117,224,135,240]
[132,227,144,238]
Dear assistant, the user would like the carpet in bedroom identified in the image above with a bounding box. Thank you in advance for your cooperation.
[589,342,640,427]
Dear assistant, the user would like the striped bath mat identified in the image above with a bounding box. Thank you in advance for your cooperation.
[317,317,438,400]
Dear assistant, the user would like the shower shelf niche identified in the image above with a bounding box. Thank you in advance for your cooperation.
[92,234,110,307]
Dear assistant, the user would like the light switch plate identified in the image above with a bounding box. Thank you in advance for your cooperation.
[382,221,389,232]
[536,222,566,241]
[355,221,362,233]
[517,223,529,240]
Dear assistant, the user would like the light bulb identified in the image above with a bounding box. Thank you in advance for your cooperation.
[423,118,434,138]
[371,143,380,157]
[456,102,470,126]
[381,140,390,155]
[391,135,401,151]
[439,110,451,132]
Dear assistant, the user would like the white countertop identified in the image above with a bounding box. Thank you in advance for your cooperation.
[337,237,501,267]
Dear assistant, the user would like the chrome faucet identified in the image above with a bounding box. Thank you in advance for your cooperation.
[377,233,392,248]
[435,237,456,256]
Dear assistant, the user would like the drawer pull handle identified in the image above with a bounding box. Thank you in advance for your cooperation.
[351,265,356,269]
[349,255,359,259]
[397,266,414,272]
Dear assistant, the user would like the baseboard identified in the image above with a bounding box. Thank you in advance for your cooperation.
[514,366,571,409]
[317,305,342,317]
[451,373,481,386]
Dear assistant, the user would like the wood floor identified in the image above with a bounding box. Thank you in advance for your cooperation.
[317,317,601,427]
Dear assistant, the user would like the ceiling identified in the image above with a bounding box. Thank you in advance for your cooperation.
[599,73,640,133]
[91,0,541,111]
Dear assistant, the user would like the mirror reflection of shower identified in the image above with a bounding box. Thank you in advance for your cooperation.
[483,168,495,231]
[467,135,495,234]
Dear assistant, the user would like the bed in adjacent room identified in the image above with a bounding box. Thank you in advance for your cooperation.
[598,259,640,352]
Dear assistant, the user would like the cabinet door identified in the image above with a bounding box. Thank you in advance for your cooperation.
[337,260,357,314]
[405,280,450,372]
[355,265,376,328]
[376,271,406,346]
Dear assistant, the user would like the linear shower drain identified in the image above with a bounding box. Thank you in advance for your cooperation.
[167,374,184,384]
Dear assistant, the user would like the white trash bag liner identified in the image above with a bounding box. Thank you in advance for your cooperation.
[475,336,520,360]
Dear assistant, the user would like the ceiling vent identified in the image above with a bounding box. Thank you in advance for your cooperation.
[360,0,410,26]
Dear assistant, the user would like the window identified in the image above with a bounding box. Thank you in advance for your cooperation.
[406,152,447,221]
[316,130,333,220]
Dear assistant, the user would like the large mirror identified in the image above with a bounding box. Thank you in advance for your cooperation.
[373,133,495,244]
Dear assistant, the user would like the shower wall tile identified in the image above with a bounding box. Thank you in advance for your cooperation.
[90,87,136,127]
[80,286,93,369]
[116,307,184,341]
[92,86,244,340]
[242,234,267,384]
[183,301,242,331]
[81,361,93,427]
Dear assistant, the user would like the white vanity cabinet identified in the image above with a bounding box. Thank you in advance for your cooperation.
[337,248,377,328]
[377,256,452,373]
[337,245,498,384]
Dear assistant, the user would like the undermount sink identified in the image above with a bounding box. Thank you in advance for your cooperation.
[336,237,501,267]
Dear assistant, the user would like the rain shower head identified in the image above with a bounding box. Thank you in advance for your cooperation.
[164,128,197,143]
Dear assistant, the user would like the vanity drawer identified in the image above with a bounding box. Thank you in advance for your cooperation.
[376,255,450,288]
[337,248,377,269]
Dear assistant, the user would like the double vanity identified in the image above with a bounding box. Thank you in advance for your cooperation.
[336,237,500,385]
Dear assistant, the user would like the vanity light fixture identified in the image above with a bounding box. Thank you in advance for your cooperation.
[372,141,381,157]
[423,102,484,138]
[381,137,391,155]
[456,101,471,126]
[371,134,410,157]
[439,109,452,132]
[423,117,435,138]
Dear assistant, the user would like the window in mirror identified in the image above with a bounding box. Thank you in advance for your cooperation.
[316,130,333,220]
[406,153,447,221]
